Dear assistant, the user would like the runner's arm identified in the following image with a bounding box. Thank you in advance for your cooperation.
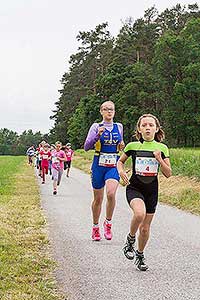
[84,123,100,151]
[117,123,125,150]
[153,151,172,178]
[117,153,130,185]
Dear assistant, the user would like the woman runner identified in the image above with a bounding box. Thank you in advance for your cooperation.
[84,101,124,241]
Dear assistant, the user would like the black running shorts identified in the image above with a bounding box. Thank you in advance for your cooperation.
[126,183,158,214]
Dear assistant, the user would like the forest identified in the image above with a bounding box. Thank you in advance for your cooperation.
[50,3,200,148]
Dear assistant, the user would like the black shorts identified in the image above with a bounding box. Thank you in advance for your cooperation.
[126,182,158,214]
[64,161,71,170]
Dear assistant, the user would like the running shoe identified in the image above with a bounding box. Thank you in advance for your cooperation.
[42,181,45,184]
[103,221,112,240]
[123,234,136,260]
[92,226,101,241]
[53,190,57,195]
[134,252,149,271]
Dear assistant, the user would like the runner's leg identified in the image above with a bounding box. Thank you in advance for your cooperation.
[91,188,104,241]
[130,199,146,236]
[105,179,119,220]
[92,188,104,224]
[138,213,154,252]
[42,166,45,183]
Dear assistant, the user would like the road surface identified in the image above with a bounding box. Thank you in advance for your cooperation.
[39,167,200,300]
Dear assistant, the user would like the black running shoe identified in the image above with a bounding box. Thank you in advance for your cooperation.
[123,234,136,260]
[135,252,148,271]
[53,190,57,195]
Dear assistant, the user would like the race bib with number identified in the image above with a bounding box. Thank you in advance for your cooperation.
[43,154,49,160]
[135,157,159,176]
[52,157,59,163]
[99,153,118,167]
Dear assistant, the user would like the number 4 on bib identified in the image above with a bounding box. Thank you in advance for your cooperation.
[135,157,159,176]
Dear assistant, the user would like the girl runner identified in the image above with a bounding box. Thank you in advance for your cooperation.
[51,141,67,195]
[40,144,51,184]
[64,143,74,177]
[117,114,172,271]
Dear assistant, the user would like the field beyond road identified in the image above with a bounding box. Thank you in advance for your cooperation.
[0,156,63,300]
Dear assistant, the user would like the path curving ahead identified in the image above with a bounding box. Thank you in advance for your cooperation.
[39,167,200,300]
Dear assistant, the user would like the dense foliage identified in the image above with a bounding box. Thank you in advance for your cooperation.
[0,129,49,155]
[51,3,200,148]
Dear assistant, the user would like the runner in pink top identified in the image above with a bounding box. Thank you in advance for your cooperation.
[51,141,67,195]
[64,143,74,177]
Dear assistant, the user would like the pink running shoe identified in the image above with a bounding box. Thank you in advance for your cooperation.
[92,227,101,241]
[103,221,112,240]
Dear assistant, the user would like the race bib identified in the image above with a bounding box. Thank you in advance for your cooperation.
[99,153,117,167]
[43,155,48,159]
[135,157,159,176]
[52,157,59,163]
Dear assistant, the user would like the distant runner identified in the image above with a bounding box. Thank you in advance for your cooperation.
[51,141,67,195]
[26,145,35,166]
[64,143,74,177]
[40,144,51,184]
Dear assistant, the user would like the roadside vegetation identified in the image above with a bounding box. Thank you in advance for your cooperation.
[0,156,63,300]
[73,148,200,215]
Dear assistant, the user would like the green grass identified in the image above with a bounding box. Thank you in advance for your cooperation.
[0,156,23,196]
[0,156,64,300]
[169,148,200,178]
[74,148,200,179]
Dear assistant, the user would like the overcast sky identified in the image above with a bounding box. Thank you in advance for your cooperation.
[0,0,193,134]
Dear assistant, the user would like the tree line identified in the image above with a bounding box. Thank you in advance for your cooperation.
[0,129,49,155]
[50,3,200,148]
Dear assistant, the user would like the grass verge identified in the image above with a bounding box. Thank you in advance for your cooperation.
[73,149,200,215]
[0,156,64,300]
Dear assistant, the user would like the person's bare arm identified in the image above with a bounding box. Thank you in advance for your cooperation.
[117,153,130,185]
[153,151,172,178]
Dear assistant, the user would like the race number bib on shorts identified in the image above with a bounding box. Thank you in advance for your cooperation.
[43,155,48,159]
[99,153,118,167]
[135,157,159,176]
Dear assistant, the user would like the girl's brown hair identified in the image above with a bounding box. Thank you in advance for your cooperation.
[135,114,165,142]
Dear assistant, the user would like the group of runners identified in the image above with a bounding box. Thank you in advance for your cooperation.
[26,141,74,195]
[84,100,172,271]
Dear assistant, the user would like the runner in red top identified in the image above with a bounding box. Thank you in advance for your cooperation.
[40,144,51,184]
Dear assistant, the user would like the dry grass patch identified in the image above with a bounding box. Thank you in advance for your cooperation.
[159,175,200,215]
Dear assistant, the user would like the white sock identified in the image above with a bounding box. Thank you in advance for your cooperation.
[105,219,112,225]
[93,223,99,227]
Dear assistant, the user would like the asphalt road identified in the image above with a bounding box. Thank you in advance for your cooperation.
[39,167,200,300]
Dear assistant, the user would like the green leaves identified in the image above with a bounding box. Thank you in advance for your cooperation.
[51,4,200,148]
